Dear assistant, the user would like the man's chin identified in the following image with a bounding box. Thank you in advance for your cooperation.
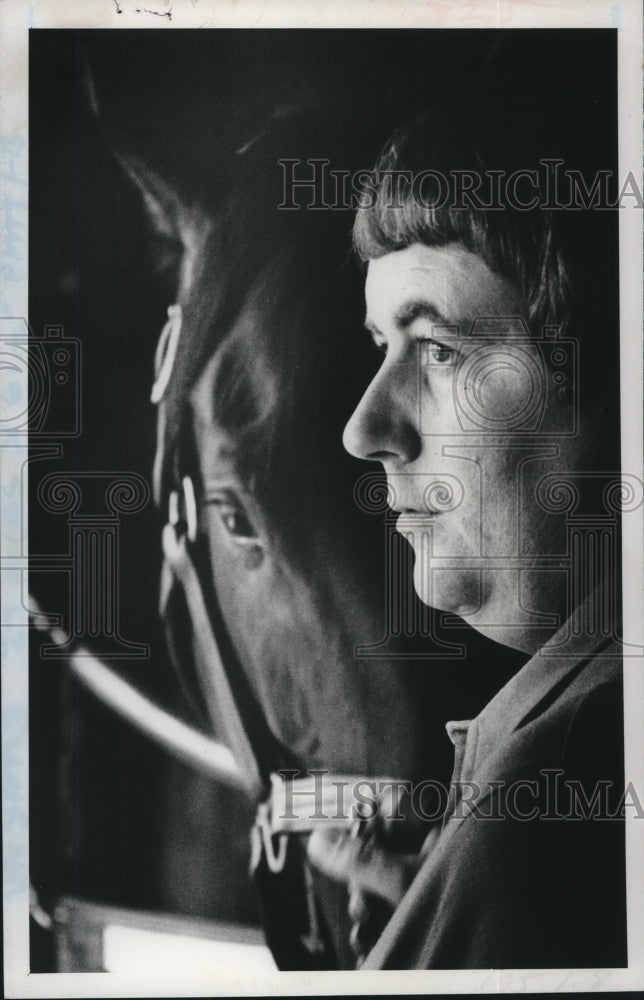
[412,563,481,618]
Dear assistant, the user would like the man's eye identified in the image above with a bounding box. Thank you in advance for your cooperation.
[426,340,456,365]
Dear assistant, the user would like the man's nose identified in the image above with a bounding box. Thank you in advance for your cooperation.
[342,361,421,465]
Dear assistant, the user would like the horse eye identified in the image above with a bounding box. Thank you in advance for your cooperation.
[220,506,256,540]
[204,490,260,544]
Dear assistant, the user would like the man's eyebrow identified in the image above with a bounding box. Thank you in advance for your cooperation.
[394,299,449,329]
[363,301,453,343]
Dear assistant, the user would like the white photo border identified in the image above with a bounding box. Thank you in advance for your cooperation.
[1,0,642,995]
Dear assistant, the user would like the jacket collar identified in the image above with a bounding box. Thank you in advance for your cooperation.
[470,580,617,775]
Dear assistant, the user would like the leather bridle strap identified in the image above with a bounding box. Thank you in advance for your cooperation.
[153,305,290,806]
[161,518,265,800]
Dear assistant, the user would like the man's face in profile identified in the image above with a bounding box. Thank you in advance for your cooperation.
[344,242,582,653]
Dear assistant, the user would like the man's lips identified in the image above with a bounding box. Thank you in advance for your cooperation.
[392,506,442,519]
[394,510,442,542]
[391,504,441,514]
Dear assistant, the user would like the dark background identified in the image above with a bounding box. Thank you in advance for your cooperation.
[28,28,618,970]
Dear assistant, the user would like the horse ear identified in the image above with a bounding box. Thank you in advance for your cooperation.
[116,153,206,296]
[80,46,204,294]
[116,153,188,244]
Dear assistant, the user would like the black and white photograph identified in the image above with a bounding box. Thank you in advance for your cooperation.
[1,1,643,995]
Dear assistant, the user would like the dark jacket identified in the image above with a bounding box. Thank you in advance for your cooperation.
[364,589,627,969]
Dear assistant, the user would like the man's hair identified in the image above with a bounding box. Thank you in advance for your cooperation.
[353,95,620,440]
[354,95,615,327]
[355,103,574,340]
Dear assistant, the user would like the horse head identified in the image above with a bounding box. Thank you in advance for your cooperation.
[132,105,434,782]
